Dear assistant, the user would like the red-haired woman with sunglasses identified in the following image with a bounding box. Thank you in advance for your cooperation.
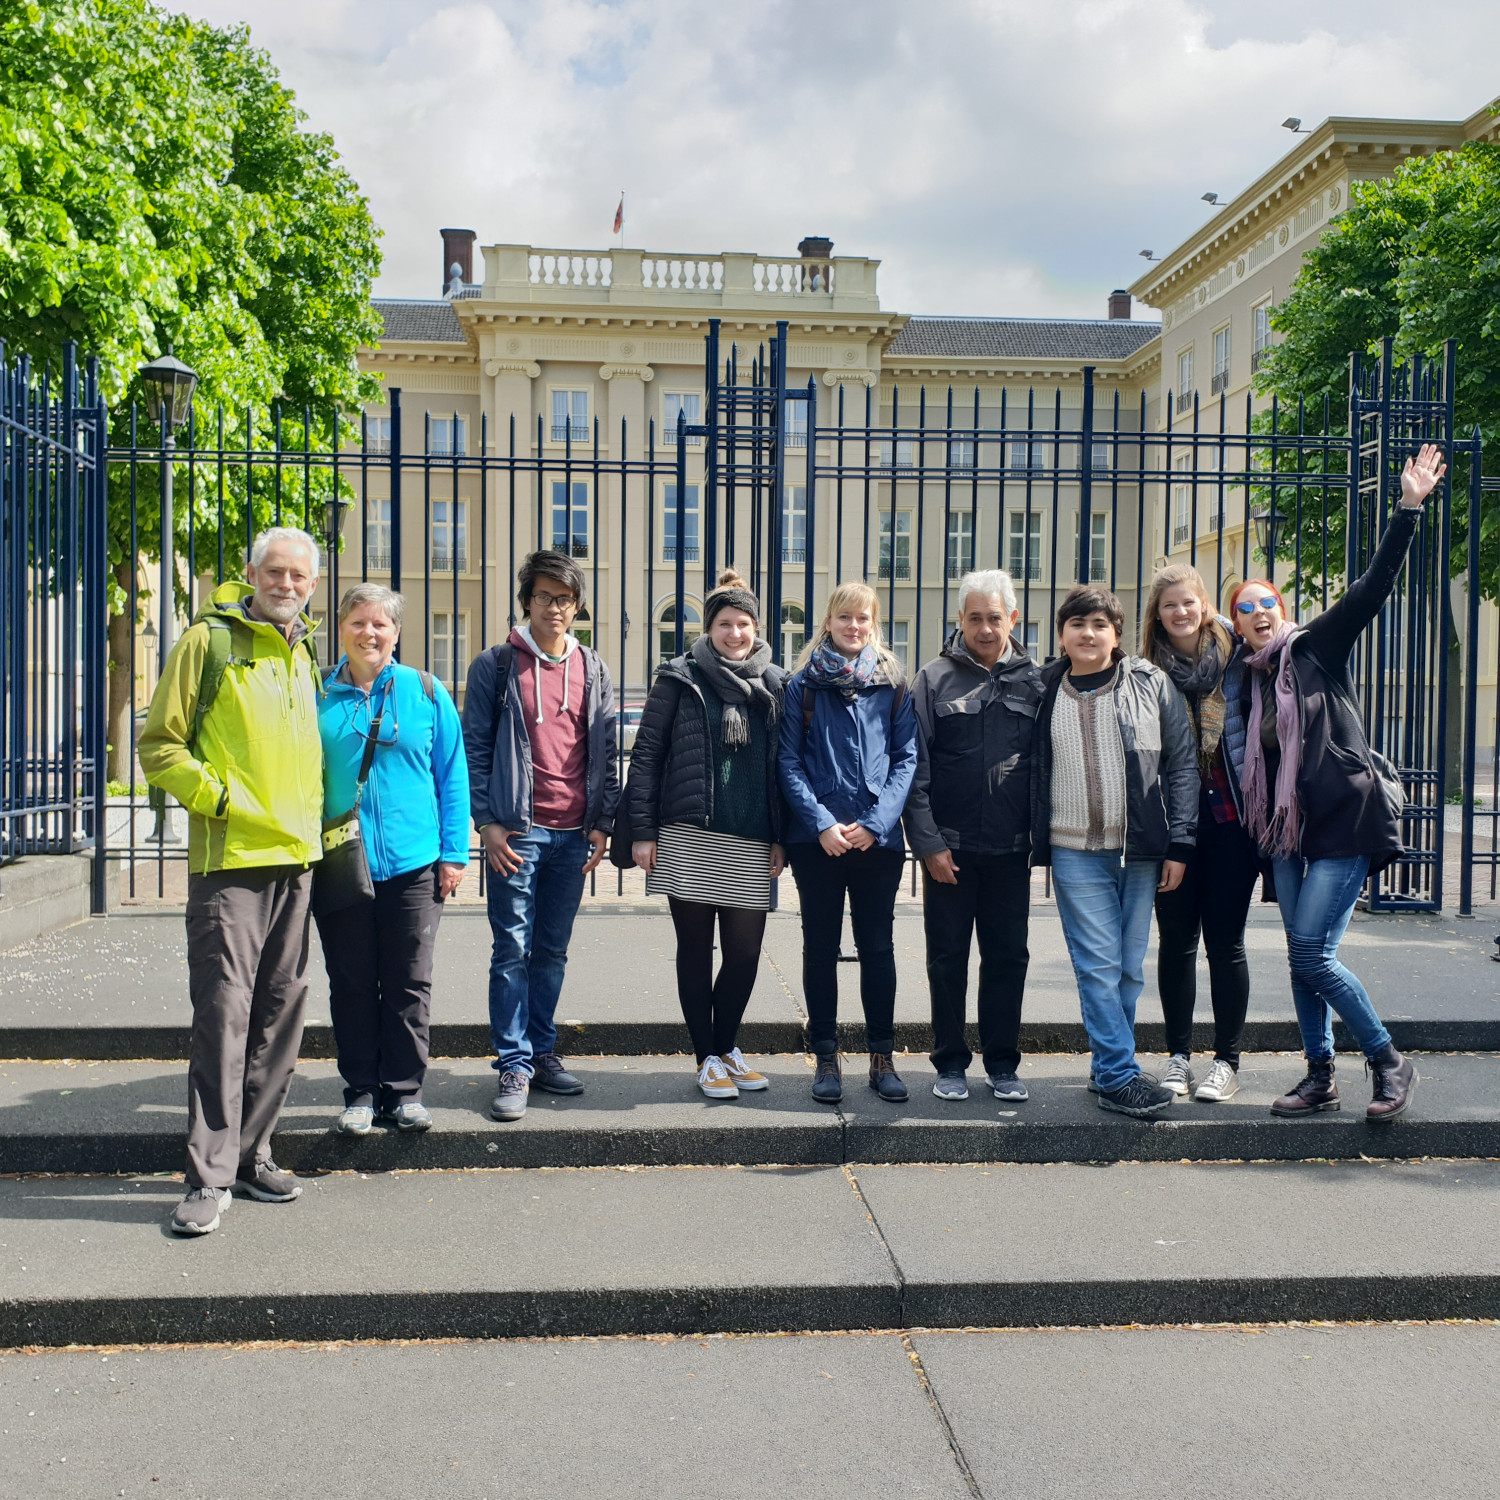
[1223,443,1446,1122]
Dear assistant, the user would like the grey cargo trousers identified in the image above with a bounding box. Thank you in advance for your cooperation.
[184,865,312,1189]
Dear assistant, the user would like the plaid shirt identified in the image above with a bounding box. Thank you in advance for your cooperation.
[1203,743,1239,825]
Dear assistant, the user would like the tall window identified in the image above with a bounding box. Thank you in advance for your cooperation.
[663,392,702,445]
[366,499,392,571]
[657,602,701,665]
[782,486,807,563]
[946,510,974,579]
[552,481,589,557]
[1173,453,1191,546]
[432,498,467,572]
[1008,511,1041,581]
[1202,450,1224,532]
[1074,511,1107,582]
[888,621,909,674]
[878,510,911,580]
[663,483,699,562]
[783,397,808,448]
[431,611,468,686]
[552,390,589,443]
[1252,300,1273,370]
[1211,326,1231,395]
[949,438,977,469]
[1176,348,1195,410]
[430,416,465,456]
[781,602,805,663]
[1023,621,1039,658]
[882,439,914,469]
[363,415,391,455]
[1090,439,1112,470]
[1007,438,1047,471]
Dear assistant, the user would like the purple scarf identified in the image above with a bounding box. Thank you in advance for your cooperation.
[1241,621,1305,858]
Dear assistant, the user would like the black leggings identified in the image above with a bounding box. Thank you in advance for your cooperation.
[668,897,768,1064]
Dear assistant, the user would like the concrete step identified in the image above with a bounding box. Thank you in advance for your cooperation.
[9,1325,1500,1499]
[6,1156,1500,1346]
[4,1051,1498,1174]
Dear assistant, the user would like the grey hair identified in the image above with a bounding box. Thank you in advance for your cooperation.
[249,526,321,576]
[337,582,404,631]
[955,569,1017,618]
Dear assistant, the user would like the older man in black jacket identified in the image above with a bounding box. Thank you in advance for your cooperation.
[905,569,1043,1103]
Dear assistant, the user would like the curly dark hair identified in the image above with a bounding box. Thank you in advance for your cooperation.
[517,550,586,609]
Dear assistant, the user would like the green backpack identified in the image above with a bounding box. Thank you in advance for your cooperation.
[188,609,321,756]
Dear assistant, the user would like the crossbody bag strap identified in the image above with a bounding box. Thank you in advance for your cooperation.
[352,681,392,813]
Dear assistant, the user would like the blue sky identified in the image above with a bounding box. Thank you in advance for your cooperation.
[191,0,1500,318]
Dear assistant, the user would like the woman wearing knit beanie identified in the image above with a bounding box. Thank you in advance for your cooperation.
[627,570,788,1099]
[778,582,919,1105]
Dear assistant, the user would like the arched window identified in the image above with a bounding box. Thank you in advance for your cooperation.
[781,601,805,664]
[656,600,701,665]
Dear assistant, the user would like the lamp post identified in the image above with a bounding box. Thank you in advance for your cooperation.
[1251,503,1277,582]
[138,350,198,843]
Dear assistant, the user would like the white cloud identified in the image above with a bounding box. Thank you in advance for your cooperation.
[190,0,1500,315]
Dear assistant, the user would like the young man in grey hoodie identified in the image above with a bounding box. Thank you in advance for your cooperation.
[461,551,619,1121]
[904,570,1043,1103]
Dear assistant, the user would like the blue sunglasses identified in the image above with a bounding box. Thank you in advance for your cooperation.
[1234,596,1280,615]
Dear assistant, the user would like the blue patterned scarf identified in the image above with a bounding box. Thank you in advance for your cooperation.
[803,640,883,701]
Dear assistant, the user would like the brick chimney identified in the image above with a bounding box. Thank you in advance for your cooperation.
[440,228,477,294]
[798,236,833,259]
[1107,289,1131,320]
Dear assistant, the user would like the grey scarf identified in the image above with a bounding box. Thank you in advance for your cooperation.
[689,633,779,747]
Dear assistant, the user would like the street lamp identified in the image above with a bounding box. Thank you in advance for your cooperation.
[1251,503,1278,575]
[139,349,198,843]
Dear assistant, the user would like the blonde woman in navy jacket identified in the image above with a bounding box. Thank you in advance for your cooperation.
[317,583,469,1136]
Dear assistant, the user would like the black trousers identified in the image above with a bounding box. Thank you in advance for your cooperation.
[316,861,444,1109]
[924,851,1031,1077]
[1153,812,1261,1068]
[788,843,905,1056]
[667,898,767,1064]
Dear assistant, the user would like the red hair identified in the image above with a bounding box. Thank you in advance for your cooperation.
[1229,578,1287,617]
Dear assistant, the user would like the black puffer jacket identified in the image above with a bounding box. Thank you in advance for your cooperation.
[1223,503,1419,872]
[627,656,789,841]
[1030,651,1198,868]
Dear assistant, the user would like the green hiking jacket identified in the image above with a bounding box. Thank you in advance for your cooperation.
[138,581,325,874]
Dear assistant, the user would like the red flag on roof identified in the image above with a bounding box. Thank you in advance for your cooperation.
[613,194,624,235]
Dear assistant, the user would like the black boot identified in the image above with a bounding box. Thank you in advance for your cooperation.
[1367,1043,1417,1121]
[1270,1057,1340,1117]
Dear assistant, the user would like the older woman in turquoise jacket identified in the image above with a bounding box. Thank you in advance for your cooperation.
[778,580,918,1105]
[317,583,470,1136]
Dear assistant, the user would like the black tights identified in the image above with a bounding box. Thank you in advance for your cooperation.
[668,897,767,1064]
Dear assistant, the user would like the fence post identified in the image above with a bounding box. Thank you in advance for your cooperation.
[804,375,817,633]
[389,388,403,603]
[768,322,788,665]
[1460,427,1484,917]
[1078,365,1094,583]
[89,391,109,914]
[674,408,687,657]
[704,319,719,588]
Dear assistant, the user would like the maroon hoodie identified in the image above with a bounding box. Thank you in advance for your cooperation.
[510,626,587,830]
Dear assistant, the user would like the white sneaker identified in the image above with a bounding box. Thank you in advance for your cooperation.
[1195,1058,1239,1101]
[1161,1054,1195,1096]
[336,1104,375,1135]
[697,1055,739,1099]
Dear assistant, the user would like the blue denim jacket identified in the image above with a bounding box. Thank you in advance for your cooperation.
[777,670,918,850]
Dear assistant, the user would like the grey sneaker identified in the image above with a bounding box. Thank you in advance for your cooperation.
[171,1186,231,1236]
[492,1069,530,1121]
[1162,1054,1195,1097]
[336,1104,375,1136]
[531,1053,584,1096]
[385,1100,433,1132]
[1096,1075,1175,1119]
[989,1072,1029,1102]
[932,1072,969,1101]
[1195,1059,1239,1102]
[1089,1068,1157,1094]
[236,1159,302,1203]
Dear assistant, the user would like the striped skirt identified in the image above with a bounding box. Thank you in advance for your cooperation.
[646,823,774,911]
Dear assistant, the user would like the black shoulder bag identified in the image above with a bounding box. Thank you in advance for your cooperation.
[312,682,389,918]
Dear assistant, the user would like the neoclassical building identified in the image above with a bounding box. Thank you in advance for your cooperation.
[356,92,1499,709]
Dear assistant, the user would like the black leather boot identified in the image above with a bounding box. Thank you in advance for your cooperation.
[1270,1057,1340,1117]
[1366,1043,1417,1121]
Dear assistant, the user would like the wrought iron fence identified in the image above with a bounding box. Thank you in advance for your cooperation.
[0,344,108,904]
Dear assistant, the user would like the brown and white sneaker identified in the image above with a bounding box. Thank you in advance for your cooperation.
[719,1048,769,1091]
[697,1055,739,1099]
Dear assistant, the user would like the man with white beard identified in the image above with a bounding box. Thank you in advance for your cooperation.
[140,527,326,1235]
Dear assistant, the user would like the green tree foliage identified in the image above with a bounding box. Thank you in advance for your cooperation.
[0,0,383,775]
[1257,137,1500,600]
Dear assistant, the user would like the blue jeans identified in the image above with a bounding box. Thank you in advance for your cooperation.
[1272,855,1391,1061]
[1051,847,1160,1094]
[486,826,588,1075]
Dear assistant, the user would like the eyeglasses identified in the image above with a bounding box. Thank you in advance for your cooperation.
[532,590,578,611]
[1234,596,1280,615]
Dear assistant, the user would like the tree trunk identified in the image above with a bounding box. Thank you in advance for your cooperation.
[106,559,136,786]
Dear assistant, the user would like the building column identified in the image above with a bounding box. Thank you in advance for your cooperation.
[598,362,652,684]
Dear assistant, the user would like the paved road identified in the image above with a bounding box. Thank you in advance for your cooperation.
[5,1323,1499,1498]
[3,902,1498,1033]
